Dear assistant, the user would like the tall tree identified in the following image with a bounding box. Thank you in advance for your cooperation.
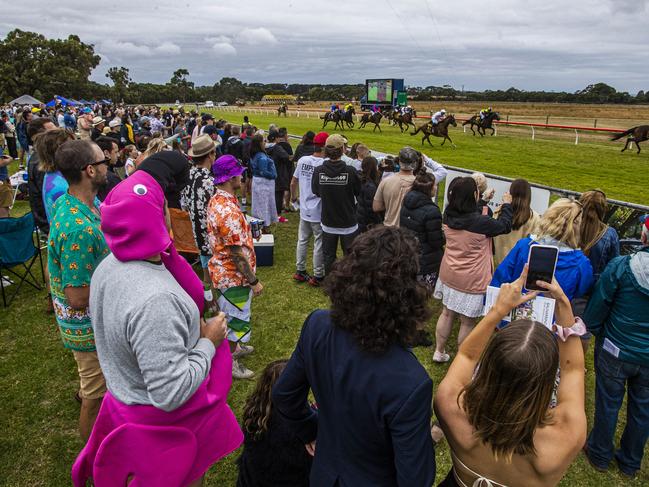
[0,29,100,101]
[169,68,194,102]
[106,66,131,103]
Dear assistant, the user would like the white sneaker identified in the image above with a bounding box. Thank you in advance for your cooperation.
[232,359,254,380]
[232,344,254,359]
[433,351,450,363]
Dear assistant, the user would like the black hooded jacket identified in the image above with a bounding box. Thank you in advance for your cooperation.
[400,190,444,275]
[311,159,361,229]
[137,151,191,209]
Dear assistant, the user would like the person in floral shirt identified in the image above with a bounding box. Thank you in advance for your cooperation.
[48,139,110,441]
[207,154,263,380]
[181,134,217,285]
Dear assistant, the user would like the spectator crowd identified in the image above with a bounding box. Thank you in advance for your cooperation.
[3,100,648,486]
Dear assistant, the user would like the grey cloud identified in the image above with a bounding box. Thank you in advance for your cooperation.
[1,0,648,92]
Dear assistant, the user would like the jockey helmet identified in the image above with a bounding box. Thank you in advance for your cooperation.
[441,109,446,114]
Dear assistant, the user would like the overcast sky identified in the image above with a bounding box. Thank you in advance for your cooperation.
[3,0,648,93]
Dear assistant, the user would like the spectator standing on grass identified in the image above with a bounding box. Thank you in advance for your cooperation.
[433,177,513,363]
[2,112,18,159]
[290,131,328,286]
[293,131,315,162]
[181,135,217,286]
[266,128,292,221]
[36,128,76,223]
[273,226,436,487]
[311,134,361,275]
[94,137,122,201]
[582,219,649,479]
[373,147,419,227]
[237,359,312,487]
[356,156,382,233]
[16,108,32,164]
[207,155,262,380]
[48,139,110,441]
[23,118,56,229]
[434,268,587,487]
[493,178,540,267]
[578,190,620,284]
[492,198,593,302]
[74,169,242,487]
[472,172,495,217]
[400,172,444,291]
[249,134,278,233]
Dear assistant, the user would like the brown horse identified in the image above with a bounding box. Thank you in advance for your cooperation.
[398,112,416,133]
[321,110,345,130]
[411,115,457,147]
[359,112,383,132]
[277,105,288,117]
[611,125,649,154]
[462,112,501,136]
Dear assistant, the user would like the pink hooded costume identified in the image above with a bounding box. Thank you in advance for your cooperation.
[72,170,242,487]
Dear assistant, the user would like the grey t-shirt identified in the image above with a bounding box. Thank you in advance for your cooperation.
[90,254,215,412]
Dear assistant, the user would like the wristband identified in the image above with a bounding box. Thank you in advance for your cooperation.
[249,278,259,286]
[552,317,587,342]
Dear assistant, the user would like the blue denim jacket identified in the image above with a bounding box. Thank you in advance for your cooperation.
[250,152,277,180]
[587,226,620,283]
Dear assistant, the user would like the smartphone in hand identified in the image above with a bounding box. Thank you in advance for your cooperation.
[525,245,559,291]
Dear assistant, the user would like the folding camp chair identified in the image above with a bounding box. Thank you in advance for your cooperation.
[0,212,44,307]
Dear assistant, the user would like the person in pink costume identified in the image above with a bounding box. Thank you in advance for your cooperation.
[72,168,243,487]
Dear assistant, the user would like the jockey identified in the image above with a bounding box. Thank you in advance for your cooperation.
[405,105,413,114]
[371,104,379,114]
[331,103,337,112]
[344,102,353,113]
[431,109,446,126]
[480,106,492,120]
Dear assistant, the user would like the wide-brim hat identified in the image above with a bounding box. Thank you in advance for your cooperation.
[212,154,245,184]
[92,116,104,126]
[188,134,216,158]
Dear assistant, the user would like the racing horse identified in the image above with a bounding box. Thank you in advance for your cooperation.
[611,125,649,154]
[397,111,416,133]
[463,112,501,136]
[277,104,288,117]
[358,112,383,132]
[411,114,457,147]
[321,110,346,130]
[341,107,356,129]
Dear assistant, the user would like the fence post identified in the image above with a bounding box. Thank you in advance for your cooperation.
[594,119,597,128]
[546,115,549,126]
[575,129,579,145]
[532,126,535,140]
[494,125,498,136]
[506,115,509,122]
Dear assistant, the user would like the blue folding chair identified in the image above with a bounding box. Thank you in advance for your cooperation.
[0,212,45,307]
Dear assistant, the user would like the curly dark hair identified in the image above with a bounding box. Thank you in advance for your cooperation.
[323,226,432,354]
[242,359,288,439]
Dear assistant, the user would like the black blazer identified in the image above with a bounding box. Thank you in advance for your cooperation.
[272,310,435,487]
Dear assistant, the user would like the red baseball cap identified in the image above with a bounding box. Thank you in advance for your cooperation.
[313,131,329,146]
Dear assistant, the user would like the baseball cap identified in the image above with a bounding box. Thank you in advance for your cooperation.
[203,125,219,137]
[325,134,345,149]
[313,131,329,146]
[201,113,214,122]
[108,118,122,128]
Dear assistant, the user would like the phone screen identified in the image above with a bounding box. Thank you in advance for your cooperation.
[525,246,559,291]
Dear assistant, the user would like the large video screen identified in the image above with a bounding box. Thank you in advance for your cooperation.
[367,79,393,103]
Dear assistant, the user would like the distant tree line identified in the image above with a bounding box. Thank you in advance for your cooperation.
[1,29,647,106]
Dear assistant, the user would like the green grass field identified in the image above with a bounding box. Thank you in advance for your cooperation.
[1,115,648,486]
[209,107,648,205]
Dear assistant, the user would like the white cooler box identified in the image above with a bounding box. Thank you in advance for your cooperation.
[254,234,274,267]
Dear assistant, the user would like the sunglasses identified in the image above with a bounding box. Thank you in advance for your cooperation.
[83,157,110,169]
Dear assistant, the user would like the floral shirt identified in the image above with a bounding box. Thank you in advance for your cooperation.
[48,193,110,351]
[181,166,215,256]
[206,188,256,290]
